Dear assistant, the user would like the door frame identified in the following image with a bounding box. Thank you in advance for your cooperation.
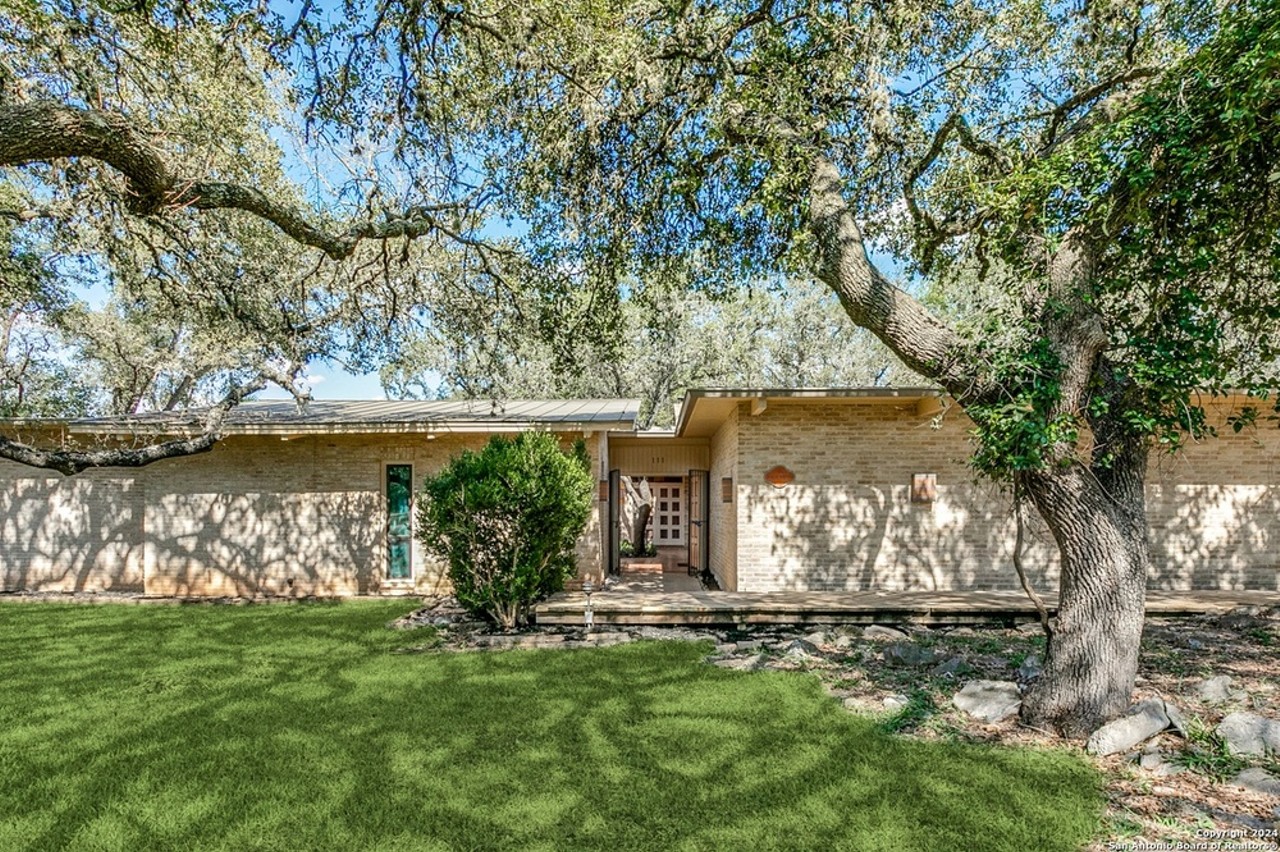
[687,469,710,576]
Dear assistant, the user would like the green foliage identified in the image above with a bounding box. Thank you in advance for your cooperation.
[976,2,1280,460]
[1174,717,1254,781]
[416,432,594,629]
[878,690,938,734]
[620,539,657,558]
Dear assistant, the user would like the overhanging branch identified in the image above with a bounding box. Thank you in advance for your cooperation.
[0,102,471,261]
[0,365,302,476]
[809,155,981,400]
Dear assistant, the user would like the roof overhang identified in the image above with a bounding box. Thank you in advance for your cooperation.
[674,387,946,438]
[1,398,642,438]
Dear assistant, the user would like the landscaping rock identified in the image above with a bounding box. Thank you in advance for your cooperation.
[953,680,1021,723]
[1192,675,1246,704]
[882,641,938,667]
[1016,622,1046,635]
[1017,654,1042,681]
[582,632,633,647]
[841,696,879,713]
[1086,699,1183,757]
[715,642,739,654]
[863,625,908,641]
[883,694,911,712]
[831,634,856,650]
[1230,768,1280,797]
[931,656,973,678]
[736,639,766,652]
[1186,637,1206,651]
[803,630,830,647]
[784,639,821,658]
[1165,703,1189,738]
[714,654,766,671]
[1216,712,1280,757]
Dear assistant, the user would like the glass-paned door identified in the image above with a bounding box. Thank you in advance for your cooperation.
[654,482,685,545]
[386,464,413,581]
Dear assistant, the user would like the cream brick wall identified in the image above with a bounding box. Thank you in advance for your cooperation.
[0,462,145,592]
[708,407,739,590]
[730,400,1280,593]
[2,429,604,596]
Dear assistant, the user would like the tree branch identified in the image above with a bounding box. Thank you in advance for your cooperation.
[0,365,301,476]
[808,156,979,399]
[0,102,468,261]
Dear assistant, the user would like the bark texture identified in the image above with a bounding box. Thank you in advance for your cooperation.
[1018,452,1150,737]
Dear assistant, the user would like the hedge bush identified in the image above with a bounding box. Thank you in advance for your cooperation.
[416,432,593,629]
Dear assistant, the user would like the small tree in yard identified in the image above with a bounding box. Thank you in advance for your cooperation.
[417,432,593,630]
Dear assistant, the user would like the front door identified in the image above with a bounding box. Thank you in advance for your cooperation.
[687,469,709,576]
[654,481,684,546]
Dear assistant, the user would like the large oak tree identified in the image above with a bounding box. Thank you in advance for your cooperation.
[311,0,1280,735]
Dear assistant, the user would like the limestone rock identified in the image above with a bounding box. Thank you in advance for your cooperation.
[931,656,973,678]
[1087,699,1183,757]
[1231,768,1280,797]
[863,625,909,642]
[841,696,878,713]
[1192,675,1246,704]
[1216,712,1280,757]
[714,654,766,671]
[953,680,1021,723]
[1017,654,1042,681]
[784,639,821,659]
[882,641,938,667]
[883,694,911,712]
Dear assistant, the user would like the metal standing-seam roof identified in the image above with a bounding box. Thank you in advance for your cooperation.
[41,398,641,436]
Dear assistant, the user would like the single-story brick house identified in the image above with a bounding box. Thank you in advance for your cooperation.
[2,388,1277,596]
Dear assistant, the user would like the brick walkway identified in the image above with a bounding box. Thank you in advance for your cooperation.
[535,587,1280,626]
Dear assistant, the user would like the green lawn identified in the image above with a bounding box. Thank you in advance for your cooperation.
[0,603,1100,851]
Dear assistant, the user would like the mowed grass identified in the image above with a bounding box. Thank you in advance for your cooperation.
[0,603,1101,851]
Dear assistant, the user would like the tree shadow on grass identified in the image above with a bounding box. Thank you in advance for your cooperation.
[0,603,1100,851]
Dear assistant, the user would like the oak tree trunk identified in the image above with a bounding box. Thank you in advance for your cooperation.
[1019,444,1151,737]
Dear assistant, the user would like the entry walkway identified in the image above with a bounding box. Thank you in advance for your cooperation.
[534,587,1280,626]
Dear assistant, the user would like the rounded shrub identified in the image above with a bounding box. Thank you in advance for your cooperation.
[416,431,593,630]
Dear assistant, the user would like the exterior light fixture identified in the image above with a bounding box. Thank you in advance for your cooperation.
[582,578,595,632]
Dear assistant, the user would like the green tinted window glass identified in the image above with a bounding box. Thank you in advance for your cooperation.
[387,464,413,580]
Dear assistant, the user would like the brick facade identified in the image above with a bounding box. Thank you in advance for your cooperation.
[1,430,604,596]
[717,399,1280,593]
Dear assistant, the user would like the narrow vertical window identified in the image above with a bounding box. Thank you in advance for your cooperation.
[387,464,413,581]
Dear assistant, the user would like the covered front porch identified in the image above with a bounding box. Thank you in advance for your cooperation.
[535,588,1280,626]
[603,433,713,582]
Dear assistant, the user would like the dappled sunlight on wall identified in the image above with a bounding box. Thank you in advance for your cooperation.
[729,399,1280,593]
[733,402,1055,593]
[0,466,144,592]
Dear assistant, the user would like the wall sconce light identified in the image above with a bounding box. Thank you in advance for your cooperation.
[911,473,938,503]
[721,477,734,503]
[598,480,609,501]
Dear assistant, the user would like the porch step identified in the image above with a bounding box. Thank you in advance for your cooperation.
[534,589,1280,627]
